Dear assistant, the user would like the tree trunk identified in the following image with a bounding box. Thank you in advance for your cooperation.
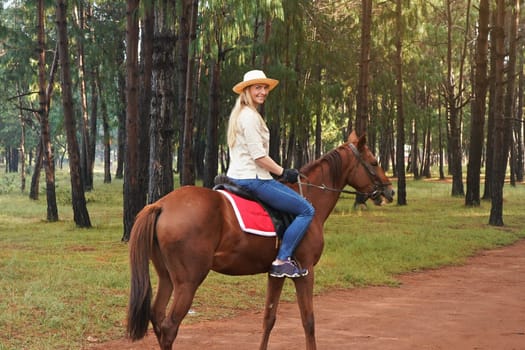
[355,0,371,137]
[395,0,406,205]
[88,68,98,187]
[445,0,465,196]
[122,0,141,241]
[74,0,93,191]
[7,147,18,172]
[505,0,518,187]
[139,1,154,203]
[87,3,97,190]
[29,140,42,200]
[97,72,111,184]
[251,5,260,66]
[483,11,497,200]
[38,0,58,221]
[16,86,26,192]
[314,64,322,159]
[438,96,445,180]
[204,57,220,188]
[148,0,176,203]
[263,15,281,166]
[465,0,489,206]
[422,122,432,178]
[176,0,191,182]
[488,0,506,226]
[353,0,372,206]
[193,56,205,180]
[410,117,419,178]
[116,57,126,180]
[56,0,91,227]
[515,53,524,182]
[181,0,198,186]
[378,96,393,173]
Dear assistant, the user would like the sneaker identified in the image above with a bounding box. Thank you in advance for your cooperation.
[269,259,308,278]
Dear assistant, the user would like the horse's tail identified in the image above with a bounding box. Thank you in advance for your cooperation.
[126,203,162,341]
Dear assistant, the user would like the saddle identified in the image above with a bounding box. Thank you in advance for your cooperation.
[213,175,293,239]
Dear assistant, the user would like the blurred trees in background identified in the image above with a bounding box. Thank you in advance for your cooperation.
[0,0,523,233]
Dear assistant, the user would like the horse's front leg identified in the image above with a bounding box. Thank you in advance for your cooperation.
[259,275,286,350]
[293,269,316,350]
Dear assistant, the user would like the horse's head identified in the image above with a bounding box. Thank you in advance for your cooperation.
[345,131,395,205]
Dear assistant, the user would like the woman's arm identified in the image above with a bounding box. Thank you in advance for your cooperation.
[255,156,284,176]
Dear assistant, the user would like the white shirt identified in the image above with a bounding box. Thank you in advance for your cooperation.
[227,107,273,179]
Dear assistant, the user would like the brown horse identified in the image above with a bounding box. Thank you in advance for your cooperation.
[127,131,394,350]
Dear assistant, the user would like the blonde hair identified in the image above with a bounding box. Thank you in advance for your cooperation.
[227,89,258,148]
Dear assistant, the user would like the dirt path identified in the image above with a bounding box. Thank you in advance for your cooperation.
[89,240,525,349]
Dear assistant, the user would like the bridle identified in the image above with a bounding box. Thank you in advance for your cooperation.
[347,143,392,200]
[297,143,392,201]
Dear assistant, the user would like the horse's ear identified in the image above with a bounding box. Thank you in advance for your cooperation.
[348,130,367,149]
[348,130,358,143]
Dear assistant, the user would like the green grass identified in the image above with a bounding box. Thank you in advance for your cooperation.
[0,171,524,349]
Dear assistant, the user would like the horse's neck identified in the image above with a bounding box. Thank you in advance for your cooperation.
[302,163,344,224]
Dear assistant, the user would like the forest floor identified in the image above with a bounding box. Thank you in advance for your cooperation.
[87,239,525,350]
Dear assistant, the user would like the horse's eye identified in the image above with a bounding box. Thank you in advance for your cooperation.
[371,160,378,167]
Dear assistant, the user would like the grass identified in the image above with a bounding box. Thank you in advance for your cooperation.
[0,170,524,350]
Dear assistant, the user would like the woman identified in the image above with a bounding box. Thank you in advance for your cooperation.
[226,70,315,278]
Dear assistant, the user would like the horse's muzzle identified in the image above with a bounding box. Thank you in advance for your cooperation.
[382,188,395,203]
[371,188,395,205]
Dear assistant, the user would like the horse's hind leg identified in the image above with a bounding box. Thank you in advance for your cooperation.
[158,279,204,350]
[150,238,209,350]
[150,246,173,342]
[259,276,286,350]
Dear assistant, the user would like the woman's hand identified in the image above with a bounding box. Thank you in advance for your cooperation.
[281,168,299,183]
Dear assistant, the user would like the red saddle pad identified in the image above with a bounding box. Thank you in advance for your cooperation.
[217,190,276,236]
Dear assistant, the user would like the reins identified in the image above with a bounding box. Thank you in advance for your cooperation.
[297,142,391,200]
[297,174,365,196]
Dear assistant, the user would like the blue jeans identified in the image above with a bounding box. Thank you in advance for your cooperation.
[233,178,315,261]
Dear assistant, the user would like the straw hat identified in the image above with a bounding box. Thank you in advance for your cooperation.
[232,70,279,94]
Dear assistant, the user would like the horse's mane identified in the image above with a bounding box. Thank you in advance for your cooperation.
[300,144,346,186]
